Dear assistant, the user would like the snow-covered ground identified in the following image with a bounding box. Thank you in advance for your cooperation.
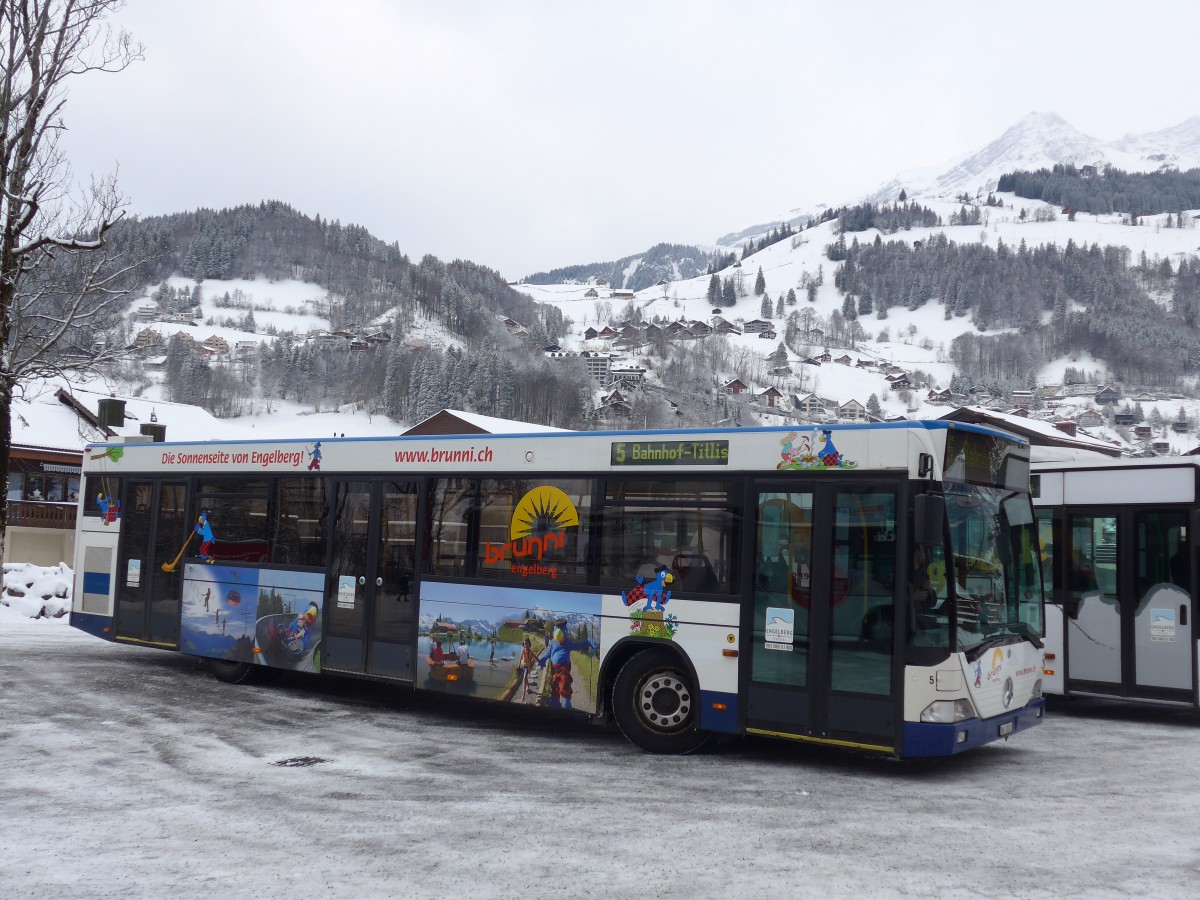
[3,615,1200,898]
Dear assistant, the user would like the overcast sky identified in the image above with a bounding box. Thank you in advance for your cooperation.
[60,0,1198,279]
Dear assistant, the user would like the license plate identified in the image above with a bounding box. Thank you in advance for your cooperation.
[999,721,1014,736]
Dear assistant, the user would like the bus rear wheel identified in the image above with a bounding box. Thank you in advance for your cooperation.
[207,658,264,685]
[612,649,710,754]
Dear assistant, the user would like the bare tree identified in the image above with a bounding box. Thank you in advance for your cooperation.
[1,1,143,565]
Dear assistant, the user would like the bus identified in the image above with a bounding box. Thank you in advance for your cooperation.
[70,421,1045,756]
[1032,456,1199,707]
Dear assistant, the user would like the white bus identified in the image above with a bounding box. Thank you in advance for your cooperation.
[71,421,1045,756]
[1033,457,1198,706]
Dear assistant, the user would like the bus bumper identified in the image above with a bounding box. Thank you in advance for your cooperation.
[901,699,1046,757]
[70,611,114,641]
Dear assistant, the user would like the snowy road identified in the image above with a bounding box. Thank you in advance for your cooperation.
[3,620,1200,899]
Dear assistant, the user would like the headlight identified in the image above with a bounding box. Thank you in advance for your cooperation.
[1030,678,1043,700]
[920,698,978,723]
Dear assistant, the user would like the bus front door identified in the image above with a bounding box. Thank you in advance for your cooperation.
[747,485,899,751]
[324,480,419,680]
[1066,510,1193,699]
[114,479,189,647]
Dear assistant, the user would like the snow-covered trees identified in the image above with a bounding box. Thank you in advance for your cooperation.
[1,1,143,566]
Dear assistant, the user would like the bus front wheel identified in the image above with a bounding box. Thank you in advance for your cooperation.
[612,649,710,754]
[208,658,264,685]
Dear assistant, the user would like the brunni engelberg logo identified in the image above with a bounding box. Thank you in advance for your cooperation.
[483,486,579,579]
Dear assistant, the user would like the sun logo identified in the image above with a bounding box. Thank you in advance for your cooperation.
[511,485,579,541]
[484,485,580,567]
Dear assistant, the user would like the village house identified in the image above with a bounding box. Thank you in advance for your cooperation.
[742,318,773,334]
[792,393,829,418]
[723,378,748,395]
[758,386,784,408]
[838,399,867,421]
[1075,409,1105,428]
[579,350,612,382]
[1094,386,1120,405]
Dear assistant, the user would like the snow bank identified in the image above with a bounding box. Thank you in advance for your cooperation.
[2,562,73,619]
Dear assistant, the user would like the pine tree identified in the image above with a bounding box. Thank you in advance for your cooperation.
[866,393,882,417]
[761,294,773,318]
[707,274,721,306]
[722,278,736,307]
[786,288,796,306]
[754,267,766,296]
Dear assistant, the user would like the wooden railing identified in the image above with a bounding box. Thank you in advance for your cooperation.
[7,500,77,530]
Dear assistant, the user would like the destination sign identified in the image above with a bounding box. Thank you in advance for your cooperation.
[610,440,729,466]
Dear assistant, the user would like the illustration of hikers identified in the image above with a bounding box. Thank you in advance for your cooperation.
[536,621,598,711]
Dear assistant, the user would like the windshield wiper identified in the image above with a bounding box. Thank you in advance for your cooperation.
[963,628,1037,663]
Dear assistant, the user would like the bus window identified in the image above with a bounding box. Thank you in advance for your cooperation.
[273,478,327,567]
[426,478,474,577]
[193,478,271,564]
[598,479,739,595]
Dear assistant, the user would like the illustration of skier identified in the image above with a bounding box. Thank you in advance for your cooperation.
[307,441,322,471]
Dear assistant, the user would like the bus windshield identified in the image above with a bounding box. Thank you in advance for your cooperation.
[946,483,1043,656]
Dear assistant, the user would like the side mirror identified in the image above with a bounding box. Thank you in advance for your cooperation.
[914,494,945,547]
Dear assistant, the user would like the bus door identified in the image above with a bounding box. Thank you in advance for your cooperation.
[1065,510,1193,699]
[747,483,899,750]
[114,479,190,647]
[324,479,419,680]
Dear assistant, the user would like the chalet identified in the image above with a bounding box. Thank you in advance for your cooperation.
[598,397,633,420]
[742,319,773,334]
[723,379,748,395]
[1010,389,1034,405]
[792,393,828,417]
[816,350,832,363]
[234,340,259,355]
[1172,420,1190,434]
[643,323,664,340]
[667,323,697,341]
[800,357,823,367]
[806,327,825,344]
[757,328,778,340]
[758,386,784,408]
[838,399,867,421]
[833,354,854,366]
[349,339,370,352]
[584,327,599,340]
[1075,410,1104,428]
[856,359,874,369]
[601,387,629,406]
[134,304,158,321]
[500,317,522,332]
[688,320,713,337]
[1114,412,1137,426]
[927,388,953,404]
[886,373,911,390]
[596,326,618,341]
[202,335,231,355]
[133,328,164,351]
[1133,425,1153,439]
[769,365,792,377]
[584,287,599,299]
[712,319,742,336]
[1094,386,1120,405]
[1152,440,1172,454]
[612,290,635,300]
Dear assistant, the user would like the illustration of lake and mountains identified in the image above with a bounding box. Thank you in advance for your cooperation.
[180,564,325,672]
[417,582,601,714]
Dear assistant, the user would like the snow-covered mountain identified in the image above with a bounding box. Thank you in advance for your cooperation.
[868,112,1200,207]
